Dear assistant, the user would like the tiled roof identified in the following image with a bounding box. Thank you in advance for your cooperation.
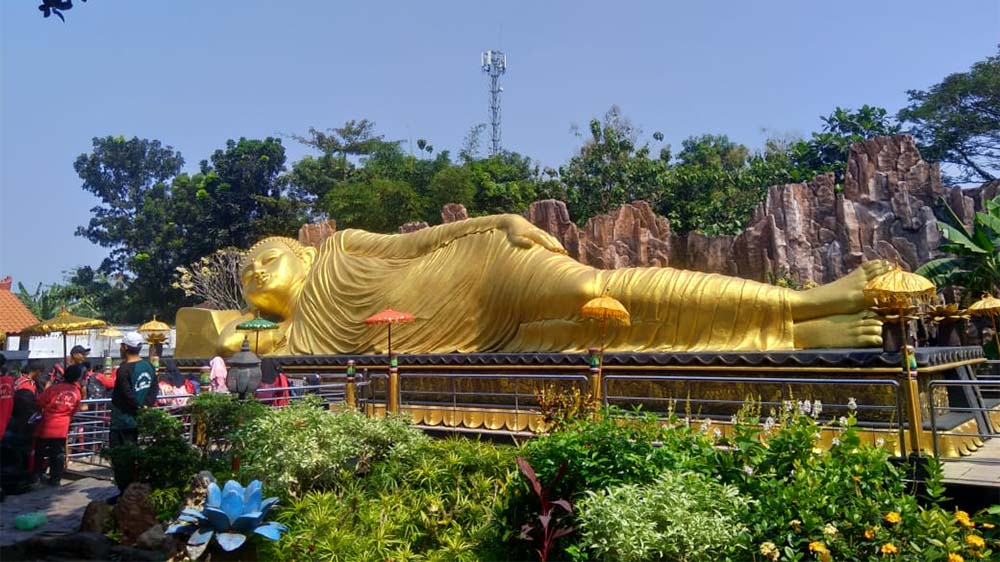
[0,276,39,334]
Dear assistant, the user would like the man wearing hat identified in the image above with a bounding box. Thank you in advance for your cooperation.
[43,344,91,391]
[109,331,158,492]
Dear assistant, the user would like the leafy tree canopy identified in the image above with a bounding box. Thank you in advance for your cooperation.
[898,46,1000,183]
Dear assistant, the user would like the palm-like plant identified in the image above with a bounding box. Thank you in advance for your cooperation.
[917,194,1000,302]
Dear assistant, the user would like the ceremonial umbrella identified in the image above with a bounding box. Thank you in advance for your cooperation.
[99,326,123,359]
[364,308,414,360]
[137,315,170,345]
[235,315,280,354]
[968,293,1000,356]
[21,305,107,366]
[863,267,936,377]
[581,295,631,369]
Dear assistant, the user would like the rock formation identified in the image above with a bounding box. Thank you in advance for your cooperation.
[297,135,985,286]
[524,135,979,285]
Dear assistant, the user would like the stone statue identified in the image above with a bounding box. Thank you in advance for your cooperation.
[174,214,889,357]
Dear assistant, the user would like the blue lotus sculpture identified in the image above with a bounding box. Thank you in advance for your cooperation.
[166,479,287,559]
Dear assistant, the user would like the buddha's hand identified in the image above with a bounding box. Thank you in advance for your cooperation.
[497,214,567,254]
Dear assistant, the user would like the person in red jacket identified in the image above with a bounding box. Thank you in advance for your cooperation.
[32,363,84,486]
[0,353,13,438]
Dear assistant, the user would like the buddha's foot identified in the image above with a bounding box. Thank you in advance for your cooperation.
[790,260,892,322]
[793,312,882,349]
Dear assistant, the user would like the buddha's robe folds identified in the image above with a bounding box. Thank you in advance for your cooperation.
[287,223,794,355]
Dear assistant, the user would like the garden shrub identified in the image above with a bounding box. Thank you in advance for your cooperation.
[520,408,717,501]
[189,392,268,457]
[101,407,202,491]
[575,470,751,562]
[236,400,429,499]
[259,437,518,562]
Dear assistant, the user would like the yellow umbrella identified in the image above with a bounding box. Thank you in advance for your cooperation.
[863,266,935,455]
[21,305,107,364]
[968,293,1000,355]
[581,295,631,371]
[863,267,935,375]
[99,327,123,358]
[137,315,170,345]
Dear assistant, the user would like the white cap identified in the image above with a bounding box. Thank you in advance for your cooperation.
[122,331,144,349]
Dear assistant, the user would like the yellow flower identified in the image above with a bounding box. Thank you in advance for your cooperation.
[981,522,994,529]
[864,527,877,540]
[809,541,829,554]
[955,510,975,528]
[884,511,902,524]
[759,541,780,561]
[880,542,898,555]
[965,534,985,549]
[948,553,965,562]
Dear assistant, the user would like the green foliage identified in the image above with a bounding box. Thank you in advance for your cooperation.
[236,401,429,499]
[520,408,717,501]
[101,407,201,490]
[149,486,185,522]
[189,392,267,461]
[899,46,1000,183]
[258,437,517,562]
[787,105,901,184]
[917,193,1000,301]
[560,106,668,223]
[576,470,750,562]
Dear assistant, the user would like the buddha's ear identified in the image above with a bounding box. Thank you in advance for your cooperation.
[301,246,318,268]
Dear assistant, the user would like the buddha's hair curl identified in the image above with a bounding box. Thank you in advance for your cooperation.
[243,237,314,269]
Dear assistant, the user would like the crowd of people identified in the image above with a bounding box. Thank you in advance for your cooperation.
[0,336,303,499]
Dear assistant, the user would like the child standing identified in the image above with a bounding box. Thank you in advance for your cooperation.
[33,363,84,486]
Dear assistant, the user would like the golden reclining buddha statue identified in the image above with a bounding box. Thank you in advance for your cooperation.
[174,214,889,358]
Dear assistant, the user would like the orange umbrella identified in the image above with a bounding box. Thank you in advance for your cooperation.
[364,308,415,359]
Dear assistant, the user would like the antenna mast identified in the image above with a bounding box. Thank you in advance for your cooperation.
[481,50,507,156]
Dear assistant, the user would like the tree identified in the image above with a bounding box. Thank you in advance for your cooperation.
[898,47,1000,183]
[172,248,246,310]
[37,0,85,22]
[74,136,185,276]
[560,106,669,222]
[789,105,901,183]
[321,179,424,232]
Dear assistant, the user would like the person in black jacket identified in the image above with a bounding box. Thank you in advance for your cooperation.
[109,332,158,493]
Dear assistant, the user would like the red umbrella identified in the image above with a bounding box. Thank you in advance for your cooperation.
[364,308,415,359]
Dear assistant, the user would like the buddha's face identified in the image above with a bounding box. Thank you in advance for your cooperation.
[241,240,313,318]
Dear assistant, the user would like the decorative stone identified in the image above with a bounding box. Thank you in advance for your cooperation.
[136,523,167,551]
[297,219,336,248]
[441,203,469,223]
[399,221,429,233]
[79,500,112,533]
[113,483,157,545]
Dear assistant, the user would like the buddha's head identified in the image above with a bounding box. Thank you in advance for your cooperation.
[241,237,317,320]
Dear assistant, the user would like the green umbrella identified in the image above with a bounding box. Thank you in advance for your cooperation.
[236,315,280,353]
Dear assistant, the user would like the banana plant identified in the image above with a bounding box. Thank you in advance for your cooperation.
[166,479,287,560]
[917,194,1000,301]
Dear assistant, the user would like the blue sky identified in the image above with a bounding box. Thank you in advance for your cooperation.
[2,1,998,291]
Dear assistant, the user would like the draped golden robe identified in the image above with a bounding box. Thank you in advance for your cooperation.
[287,224,794,355]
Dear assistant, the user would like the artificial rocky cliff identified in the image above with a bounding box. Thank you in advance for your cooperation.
[299,136,988,286]
[525,135,984,285]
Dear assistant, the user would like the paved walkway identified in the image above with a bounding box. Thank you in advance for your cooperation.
[942,437,1000,488]
[0,478,117,546]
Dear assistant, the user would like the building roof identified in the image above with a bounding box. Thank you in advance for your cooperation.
[0,276,39,335]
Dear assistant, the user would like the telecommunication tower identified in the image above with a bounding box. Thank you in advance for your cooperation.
[481,49,507,155]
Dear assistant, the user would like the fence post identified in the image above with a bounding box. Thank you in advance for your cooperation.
[902,369,925,456]
[588,347,602,403]
[388,353,400,414]
[345,360,357,408]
